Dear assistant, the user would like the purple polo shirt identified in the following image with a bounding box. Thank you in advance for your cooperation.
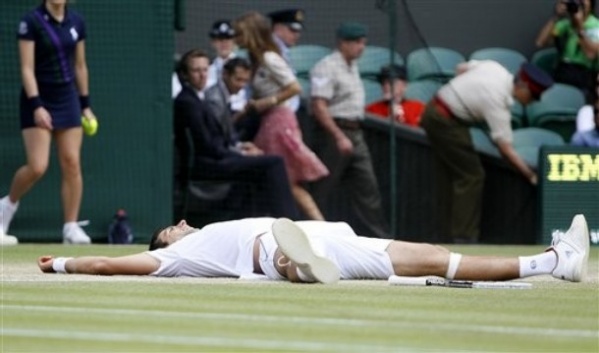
[17,5,86,85]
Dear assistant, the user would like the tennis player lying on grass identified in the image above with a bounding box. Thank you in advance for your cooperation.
[38,215,590,284]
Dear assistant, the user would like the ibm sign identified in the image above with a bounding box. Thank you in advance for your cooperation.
[539,147,599,246]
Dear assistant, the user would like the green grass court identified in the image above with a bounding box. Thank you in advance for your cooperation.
[2,244,598,352]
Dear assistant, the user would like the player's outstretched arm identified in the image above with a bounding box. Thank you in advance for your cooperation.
[38,253,160,276]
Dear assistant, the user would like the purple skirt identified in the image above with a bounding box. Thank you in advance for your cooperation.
[20,81,80,129]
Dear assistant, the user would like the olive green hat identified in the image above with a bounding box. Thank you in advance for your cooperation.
[336,22,367,40]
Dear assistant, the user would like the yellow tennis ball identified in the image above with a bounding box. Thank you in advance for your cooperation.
[81,116,98,136]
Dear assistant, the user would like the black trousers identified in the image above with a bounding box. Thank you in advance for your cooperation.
[194,155,299,219]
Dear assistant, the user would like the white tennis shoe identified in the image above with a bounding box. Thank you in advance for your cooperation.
[0,196,18,235]
[0,234,18,246]
[272,218,340,284]
[63,223,92,244]
[549,214,590,282]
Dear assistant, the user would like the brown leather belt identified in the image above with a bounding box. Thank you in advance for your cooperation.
[334,118,361,130]
[432,95,456,120]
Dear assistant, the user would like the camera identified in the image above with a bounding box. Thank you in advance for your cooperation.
[563,0,583,14]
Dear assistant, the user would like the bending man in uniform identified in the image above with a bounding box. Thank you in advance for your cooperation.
[38,215,590,285]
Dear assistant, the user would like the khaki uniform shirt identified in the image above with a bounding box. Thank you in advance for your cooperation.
[437,60,514,143]
[310,51,365,120]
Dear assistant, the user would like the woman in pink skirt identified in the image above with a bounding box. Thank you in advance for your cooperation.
[234,11,328,220]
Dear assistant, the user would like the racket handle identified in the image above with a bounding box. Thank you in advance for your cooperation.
[388,275,429,286]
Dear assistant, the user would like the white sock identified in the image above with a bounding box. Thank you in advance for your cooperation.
[518,252,557,278]
[1,196,18,210]
[63,222,78,231]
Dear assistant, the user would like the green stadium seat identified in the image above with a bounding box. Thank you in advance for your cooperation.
[531,47,558,77]
[357,45,404,80]
[511,101,525,129]
[363,79,382,105]
[469,47,527,74]
[404,79,442,103]
[526,83,585,142]
[234,48,249,59]
[469,127,500,157]
[297,77,311,99]
[512,127,564,167]
[406,47,465,82]
[289,44,331,79]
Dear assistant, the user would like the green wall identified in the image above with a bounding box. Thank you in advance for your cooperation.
[0,1,174,243]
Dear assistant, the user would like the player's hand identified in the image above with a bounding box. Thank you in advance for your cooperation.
[572,10,585,30]
[34,107,53,130]
[529,173,538,186]
[82,107,97,122]
[38,255,55,273]
[336,135,353,155]
[393,103,405,123]
[240,142,264,156]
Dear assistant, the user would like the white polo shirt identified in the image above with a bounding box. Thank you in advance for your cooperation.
[147,218,275,277]
[251,51,297,110]
[437,60,515,143]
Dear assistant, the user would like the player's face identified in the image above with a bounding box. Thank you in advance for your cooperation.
[158,220,197,245]
[382,79,407,101]
[340,38,367,61]
[224,67,250,94]
[276,24,302,47]
[211,38,235,58]
[185,56,209,91]
[46,0,67,5]
[513,80,534,105]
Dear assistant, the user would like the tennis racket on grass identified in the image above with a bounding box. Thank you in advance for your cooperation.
[388,275,532,289]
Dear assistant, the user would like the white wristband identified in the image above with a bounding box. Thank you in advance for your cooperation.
[52,257,73,274]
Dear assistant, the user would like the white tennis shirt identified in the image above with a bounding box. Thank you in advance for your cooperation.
[147,218,275,277]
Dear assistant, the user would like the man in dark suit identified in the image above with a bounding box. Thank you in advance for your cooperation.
[174,50,299,219]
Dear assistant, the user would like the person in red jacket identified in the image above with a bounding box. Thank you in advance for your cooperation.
[366,64,425,127]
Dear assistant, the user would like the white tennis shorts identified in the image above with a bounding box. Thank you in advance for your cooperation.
[258,221,395,281]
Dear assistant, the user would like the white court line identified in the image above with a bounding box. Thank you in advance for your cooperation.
[3,304,598,339]
[2,328,410,353]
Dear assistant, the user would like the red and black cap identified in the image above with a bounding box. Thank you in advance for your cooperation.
[518,63,554,100]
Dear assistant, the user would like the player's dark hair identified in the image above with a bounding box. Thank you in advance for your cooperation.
[148,227,169,251]
[223,57,251,75]
[176,48,209,83]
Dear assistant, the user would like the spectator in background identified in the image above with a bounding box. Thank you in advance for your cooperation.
[421,62,553,244]
[571,105,599,146]
[1,0,96,245]
[268,8,305,112]
[233,12,328,221]
[574,73,599,132]
[172,52,183,98]
[365,64,425,127]
[310,22,390,239]
[535,0,599,103]
[174,51,299,219]
[206,20,247,112]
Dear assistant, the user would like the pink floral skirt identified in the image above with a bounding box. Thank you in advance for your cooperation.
[254,106,329,183]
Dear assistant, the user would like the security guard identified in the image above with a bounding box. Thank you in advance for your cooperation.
[421,61,553,243]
